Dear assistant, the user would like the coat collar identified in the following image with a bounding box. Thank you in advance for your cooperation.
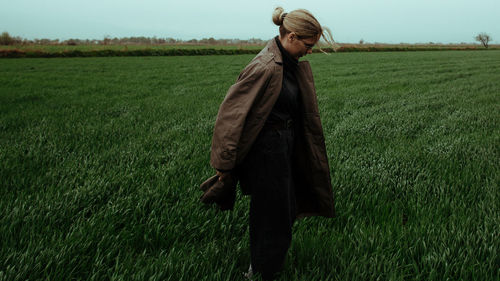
[266,36,283,64]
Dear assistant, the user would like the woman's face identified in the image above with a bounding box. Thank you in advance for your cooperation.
[281,32,318,60]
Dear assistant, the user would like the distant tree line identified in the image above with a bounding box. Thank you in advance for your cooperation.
[0,32,267,46]
[1,31,494,50]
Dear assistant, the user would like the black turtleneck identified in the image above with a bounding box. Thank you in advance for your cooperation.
[265,36,301,124]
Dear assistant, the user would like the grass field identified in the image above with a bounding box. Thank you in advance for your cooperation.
[1,43,499,52]
[0,51,499,280]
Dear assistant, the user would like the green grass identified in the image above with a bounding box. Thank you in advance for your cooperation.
[0,51,499,280]
[2,44,496,59]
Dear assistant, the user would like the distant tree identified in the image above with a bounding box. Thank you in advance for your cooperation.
[102,35,111,45]
[475,33,492,48]
[359,39,364,45]
[248,38,264,45]
[0,32,14,45]
[13,36,23,45]
[66,39,77,45]
[39,39,51,45]
[166,37,177,44]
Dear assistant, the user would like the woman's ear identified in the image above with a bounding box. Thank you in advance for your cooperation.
[288,32,296,42]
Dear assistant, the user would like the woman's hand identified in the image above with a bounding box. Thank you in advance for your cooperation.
[216,170,231,182]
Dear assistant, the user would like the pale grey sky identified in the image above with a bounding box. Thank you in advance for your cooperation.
[1,0,499,44]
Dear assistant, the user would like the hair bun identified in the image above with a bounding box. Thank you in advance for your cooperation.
[272,6,285,26]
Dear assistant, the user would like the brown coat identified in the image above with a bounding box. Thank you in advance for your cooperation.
[205,38,335,218]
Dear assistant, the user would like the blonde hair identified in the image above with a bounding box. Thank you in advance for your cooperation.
[272,6,338,52]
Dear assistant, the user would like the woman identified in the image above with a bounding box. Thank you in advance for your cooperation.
[202,7,336,280]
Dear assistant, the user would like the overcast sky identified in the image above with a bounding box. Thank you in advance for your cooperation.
[1,0,499,44]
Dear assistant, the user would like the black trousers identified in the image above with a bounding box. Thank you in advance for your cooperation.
[239,126,297,280]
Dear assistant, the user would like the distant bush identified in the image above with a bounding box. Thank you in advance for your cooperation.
[0,45,491,58]
[0,48,263,58]
[326,46,483,53]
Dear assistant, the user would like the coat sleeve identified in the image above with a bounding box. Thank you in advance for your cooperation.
[210,61,272,171]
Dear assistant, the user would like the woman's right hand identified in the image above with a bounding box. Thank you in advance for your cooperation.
[216,170,231,182]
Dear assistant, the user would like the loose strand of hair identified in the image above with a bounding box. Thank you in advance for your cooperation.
[319,26,340,53]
